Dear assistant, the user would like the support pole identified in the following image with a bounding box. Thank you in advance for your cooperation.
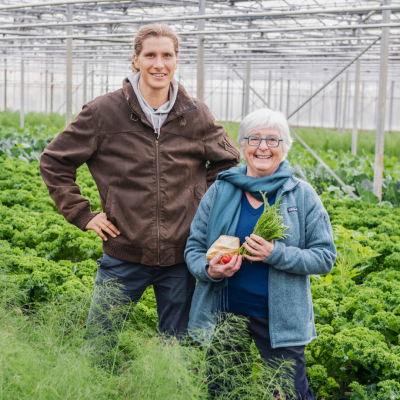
[66,4,73,125]
[286,80,290,117]
[45,69,49,114]
[50,71,54,113]
[91,69,94,100]
[241,79,245,120]
[26,69,29,114]
[83,61,87,104]
[263,75,267,107]
[20,58,24,129]
[243,30,251,117]
[352,59,361,155]
[196,0,205,101]
[279,78,283,111]
[321,83,325,127]
[105,63,109,94]
[374,82,378,128]
[373,0,391,200]
[268,70,271,106]
[335,81,340,129]
[338,80,343,131]
[225,76,229,121]
[40,72,43,113]
[297,81,300,126]
[210,67,213,111]
[341,70,349,133]
[360,81,365,130]
[308,82,312,127]
[244,60,251,116]
[389,81,394,133]
[352,29,362,154]
[3,59,6,110]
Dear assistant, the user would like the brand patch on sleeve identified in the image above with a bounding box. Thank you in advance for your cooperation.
[288,206,298,213]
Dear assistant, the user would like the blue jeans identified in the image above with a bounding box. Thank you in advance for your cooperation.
[86,253,196,344]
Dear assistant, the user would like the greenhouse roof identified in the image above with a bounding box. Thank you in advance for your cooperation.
[0,0,399,80]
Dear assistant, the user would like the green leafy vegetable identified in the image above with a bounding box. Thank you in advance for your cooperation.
[239,191,290,258]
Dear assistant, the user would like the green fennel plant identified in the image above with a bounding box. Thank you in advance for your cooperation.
[239,192,290,258]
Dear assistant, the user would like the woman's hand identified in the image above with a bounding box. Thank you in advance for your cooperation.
[243,234,274,262]
[207,254,242,279]
[85,213,120,241]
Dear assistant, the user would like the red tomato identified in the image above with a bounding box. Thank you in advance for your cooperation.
[221,254,233,265]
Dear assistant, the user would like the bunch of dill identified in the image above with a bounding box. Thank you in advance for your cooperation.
[239,191,290,258]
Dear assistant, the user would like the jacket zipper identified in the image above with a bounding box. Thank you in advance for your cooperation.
[127,96,161,265]
[155,133,160,266]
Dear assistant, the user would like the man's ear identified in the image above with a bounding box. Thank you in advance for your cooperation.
[133,54,140,70]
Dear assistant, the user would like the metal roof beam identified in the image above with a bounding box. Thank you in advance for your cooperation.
[0,5,399,30]
[0,0,197,11]
[1,22,400,41]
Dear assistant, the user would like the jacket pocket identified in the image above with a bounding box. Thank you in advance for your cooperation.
[218,137,240,158]
[104,187,116,223]
[194,188,204,201]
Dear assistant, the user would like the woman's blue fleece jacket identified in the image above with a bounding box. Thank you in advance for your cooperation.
[184,176,337,349]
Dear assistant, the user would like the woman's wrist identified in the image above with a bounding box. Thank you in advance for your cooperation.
[206,265,219,279]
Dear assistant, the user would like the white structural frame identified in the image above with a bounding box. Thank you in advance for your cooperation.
[0,0,399,199]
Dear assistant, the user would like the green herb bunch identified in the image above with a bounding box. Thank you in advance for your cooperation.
[239,192,290,257]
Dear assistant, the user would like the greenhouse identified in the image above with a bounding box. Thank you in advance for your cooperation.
[1,0,400,399]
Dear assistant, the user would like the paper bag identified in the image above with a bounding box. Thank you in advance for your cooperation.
[206,235,240,262]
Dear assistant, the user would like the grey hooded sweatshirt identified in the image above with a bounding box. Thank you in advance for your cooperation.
[127,71,179,139]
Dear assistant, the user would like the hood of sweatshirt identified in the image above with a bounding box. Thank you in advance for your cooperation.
[127,71,179,139]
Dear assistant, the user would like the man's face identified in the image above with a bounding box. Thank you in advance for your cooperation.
[133,36,178,92]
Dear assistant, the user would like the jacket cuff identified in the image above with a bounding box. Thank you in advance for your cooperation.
[71,205,100,231]
[263,240,285,265]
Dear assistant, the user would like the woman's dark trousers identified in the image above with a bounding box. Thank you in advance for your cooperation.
[85,252,196,349]
[207,311,315,400]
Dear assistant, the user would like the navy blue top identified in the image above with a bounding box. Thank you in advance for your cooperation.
[227,192,275,318]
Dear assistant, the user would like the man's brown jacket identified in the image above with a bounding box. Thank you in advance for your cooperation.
[40,79,240,266]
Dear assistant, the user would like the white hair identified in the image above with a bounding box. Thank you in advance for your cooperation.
[237,108,293,160]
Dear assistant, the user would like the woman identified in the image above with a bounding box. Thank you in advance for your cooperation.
[184,108,336,399]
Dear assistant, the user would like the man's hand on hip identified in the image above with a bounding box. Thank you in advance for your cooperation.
[85,213,120,241]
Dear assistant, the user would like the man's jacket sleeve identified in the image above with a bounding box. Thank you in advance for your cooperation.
[40,103,100,231]
[203,123,241,188]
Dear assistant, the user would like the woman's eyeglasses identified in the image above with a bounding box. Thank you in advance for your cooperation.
[244,136,283,147]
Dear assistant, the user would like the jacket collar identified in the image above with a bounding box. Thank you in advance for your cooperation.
[280,175,300,195]
[122,78,197,126]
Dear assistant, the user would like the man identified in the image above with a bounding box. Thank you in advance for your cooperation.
[40,23,240,341]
